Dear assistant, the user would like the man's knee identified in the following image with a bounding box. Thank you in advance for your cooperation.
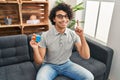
[85,73,94,80]
[36,74,51,80]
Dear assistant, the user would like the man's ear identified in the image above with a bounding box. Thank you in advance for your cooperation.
[53,18,55,22]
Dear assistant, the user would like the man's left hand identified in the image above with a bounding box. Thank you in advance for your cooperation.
[75,20,84,37]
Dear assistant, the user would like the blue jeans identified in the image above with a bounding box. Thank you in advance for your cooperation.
[36,60,94,80]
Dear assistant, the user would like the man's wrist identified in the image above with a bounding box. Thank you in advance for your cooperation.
[79,34,85,38]
[33,47,39,51]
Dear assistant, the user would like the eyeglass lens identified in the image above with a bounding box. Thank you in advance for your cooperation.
[56,14,68,19]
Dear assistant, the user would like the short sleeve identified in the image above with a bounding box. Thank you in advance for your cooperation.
[39,33,46,48]
[74,33,80,43]
[70,31,80,43]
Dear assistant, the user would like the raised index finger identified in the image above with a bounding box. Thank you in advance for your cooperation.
[77,20,80,26]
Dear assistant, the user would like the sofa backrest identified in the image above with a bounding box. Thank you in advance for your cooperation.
[0,35,30,67]
[86,37,113,65]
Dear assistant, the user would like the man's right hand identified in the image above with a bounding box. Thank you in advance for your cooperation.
[30,34,40,49]
[30,39,39,49]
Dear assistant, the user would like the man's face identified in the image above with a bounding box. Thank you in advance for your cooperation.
[54,10,69,29]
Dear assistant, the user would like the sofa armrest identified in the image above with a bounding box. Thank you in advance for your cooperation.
[86,37,114,80]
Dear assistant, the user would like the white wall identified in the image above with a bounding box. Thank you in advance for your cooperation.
[48,0,56,10]
[107,0,120,80]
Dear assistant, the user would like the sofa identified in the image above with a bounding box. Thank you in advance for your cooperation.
[0,34,113,80]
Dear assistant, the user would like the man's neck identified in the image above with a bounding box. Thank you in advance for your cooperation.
[55,26,66,34]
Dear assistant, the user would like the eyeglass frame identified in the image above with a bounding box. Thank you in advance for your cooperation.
[55,14,69,19]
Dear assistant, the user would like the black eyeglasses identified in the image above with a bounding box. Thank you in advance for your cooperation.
[56,14,68,19]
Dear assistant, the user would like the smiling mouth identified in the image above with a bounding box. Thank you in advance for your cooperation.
[60,21,68,25]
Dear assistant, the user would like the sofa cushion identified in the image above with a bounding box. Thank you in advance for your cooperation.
[0,35,30,67]
[0,62,36,80]
[70,51,106,77]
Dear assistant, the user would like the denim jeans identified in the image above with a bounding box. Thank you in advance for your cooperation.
[36,60,94,80]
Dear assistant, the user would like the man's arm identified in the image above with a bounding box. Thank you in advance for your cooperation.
[75,35,90,59]
[75,20,90,59]
[33,47,46,64]
[30,40,46,64]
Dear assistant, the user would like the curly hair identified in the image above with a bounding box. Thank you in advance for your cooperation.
[49,3,73,25]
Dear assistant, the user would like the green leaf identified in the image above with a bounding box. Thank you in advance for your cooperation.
[73,7,84,12]
[55,0,64,5]
[68,19,76,29]
[72,2,83,9]
[68,20,84,29]
[72,2,84,12]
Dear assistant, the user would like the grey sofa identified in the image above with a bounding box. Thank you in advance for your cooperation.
[0,34,113,80]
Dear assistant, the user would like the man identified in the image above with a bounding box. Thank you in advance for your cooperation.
[30,3,94,80]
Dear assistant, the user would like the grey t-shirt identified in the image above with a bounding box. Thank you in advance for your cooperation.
[39,26,80,64]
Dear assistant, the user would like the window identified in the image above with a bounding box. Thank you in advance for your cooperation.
[83,0,115,44]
